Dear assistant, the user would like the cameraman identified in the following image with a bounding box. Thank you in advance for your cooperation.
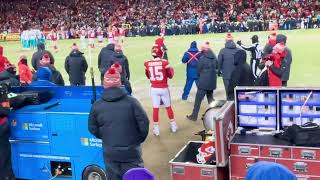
[0,84,15,180]
[237,35,263,78]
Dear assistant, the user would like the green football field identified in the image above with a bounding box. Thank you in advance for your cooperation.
[1,29,320,88]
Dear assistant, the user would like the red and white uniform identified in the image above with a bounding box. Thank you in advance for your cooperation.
[80,29,87,40]
[160,22,166,35]
[80,29,87,48]
[51,32,58,42]
[107,31,113,44]
[88,30,95,47]
[112,26,119,44]
[144,57,175,131]
[119,27,125,45]
[97,29,104,43]
[50,31,58,50]
[145,58,173,107]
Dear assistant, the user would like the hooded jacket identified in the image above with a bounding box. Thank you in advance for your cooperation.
[182,41,202,78]
[65,50,88,85]
[18,59,33,84]
[0,46,11,72]
[48,66,64,86]
[31,43,55,70]
[88,87,149,162]
[266,52,284,87]
[227,50,254,100]
[218,40,240,80]
[33,65,64,86]
[113,50,130,80]
[197,49,218,90]
[269,34,292,82]
[30,67,56,86]
[98,44,116,74]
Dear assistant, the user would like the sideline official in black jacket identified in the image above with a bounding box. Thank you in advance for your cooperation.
[227,49,255,100]
[88,68,149,180]
[98,43,116,83]
[65,45,88,85]
[187,42,217,121]
[218,33,240,98]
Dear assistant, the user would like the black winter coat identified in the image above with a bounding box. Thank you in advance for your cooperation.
[218,41,239,80]
[31,43,55,70]
[227,50,255,100]
[88,87,149,162]
[98,44,115,74]
[0,70,20,86]
[113,51,130,80]
[269,48,292,82]
[197,49,218,91]
[273,34,292,81]
[65,50,88,85]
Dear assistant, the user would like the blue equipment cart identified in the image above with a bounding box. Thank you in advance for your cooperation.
[9,86,107,180]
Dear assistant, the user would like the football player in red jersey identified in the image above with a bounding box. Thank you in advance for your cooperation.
[80,27,87,49]
[97,27,104,47]
[144,45,177,136]
[50,30,58,52]
[88,28,96,48]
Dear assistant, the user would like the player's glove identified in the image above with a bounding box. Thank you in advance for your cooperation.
[236,40,242,46]
[217,70,222,77]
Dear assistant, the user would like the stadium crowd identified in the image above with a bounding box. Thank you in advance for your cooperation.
[1,0,320,36]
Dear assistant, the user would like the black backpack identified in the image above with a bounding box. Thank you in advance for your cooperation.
[274,122,320,147]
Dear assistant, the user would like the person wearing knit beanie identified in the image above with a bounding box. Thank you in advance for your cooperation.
[154,36,168,60]
[18,54,33,84]
[65,45,88,86]
[103,68,121,88]
[89,65,149,180]
[218,32,240,98]
[111,62,123,74]
[71,43,79,50]
[225,33,234,41]
[38,53,64,86]
[151,45,164,58]
[201,41,210,51]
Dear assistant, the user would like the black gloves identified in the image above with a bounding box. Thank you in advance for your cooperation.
[236,40,242,46]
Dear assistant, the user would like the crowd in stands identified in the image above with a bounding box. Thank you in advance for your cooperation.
[1,0,320,36]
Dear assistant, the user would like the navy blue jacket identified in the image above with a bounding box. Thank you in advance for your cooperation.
[30,80,57,86]
[182,41,202,78]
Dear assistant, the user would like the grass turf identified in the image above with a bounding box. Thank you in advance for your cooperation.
[0,29,320,87]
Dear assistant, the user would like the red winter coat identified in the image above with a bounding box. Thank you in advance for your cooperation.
[18,61,33,84]
[0,46,11,72]
[267,52,286,86]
